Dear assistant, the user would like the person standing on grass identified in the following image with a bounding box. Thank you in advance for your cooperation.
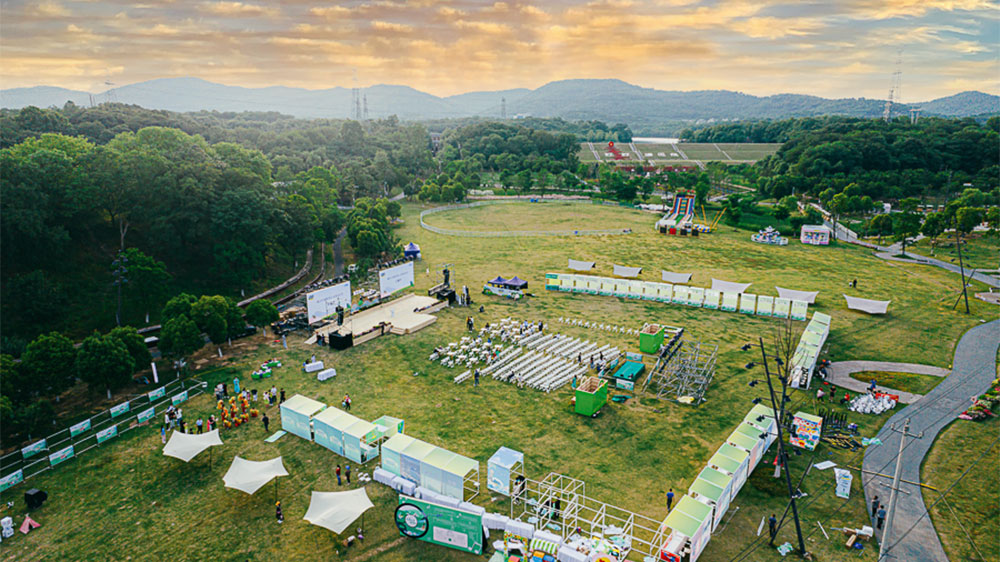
[336,465,342,485]
[871,495,879,517]
[816,388,825,402]
[474,369,479,387]
[275,501,284,524]
[161,424,167,444]
[876,505,886,530]
[666,489,675,511]
[196,418,203,434]
[262,412,270,433]
[279,389,286,404]
[345,464,351,484]
[768,514,778,541]
[271,385,278,404]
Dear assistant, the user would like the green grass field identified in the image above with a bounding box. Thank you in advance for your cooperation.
[847,371,945,396]
[1,201,992,561]
[422,201,646,232]
[921,414,1000,562]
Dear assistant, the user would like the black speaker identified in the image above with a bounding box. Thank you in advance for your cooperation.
[25,488,47,510]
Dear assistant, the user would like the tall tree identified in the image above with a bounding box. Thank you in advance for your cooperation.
[109,326,152,372]
[76,332,135,399]
[20,332,77,397]
[158,316,204,365]
[245,299,280,333]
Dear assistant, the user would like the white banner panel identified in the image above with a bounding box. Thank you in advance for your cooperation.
[306,282,352,324]
[379,262,415,298]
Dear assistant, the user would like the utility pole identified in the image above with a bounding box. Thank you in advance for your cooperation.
[879,419,922,562]
[759,337,806,555]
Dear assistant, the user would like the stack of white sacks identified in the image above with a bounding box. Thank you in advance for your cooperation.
[848,393,897,415]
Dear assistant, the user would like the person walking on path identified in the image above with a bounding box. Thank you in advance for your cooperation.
[345,464,352,484]
[666,489,675,511]
[869,378,877,392]
[336,465,342,485]
[876,505,886,530]
[768,514,778,542]
[275,501,284,524]
[871,495,879,517]
[262,412,270,433]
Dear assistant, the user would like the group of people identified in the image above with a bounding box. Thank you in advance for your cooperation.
[161,406,216,442]
[817,377,883,405]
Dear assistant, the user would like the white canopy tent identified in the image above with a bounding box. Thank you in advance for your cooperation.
[776,286,818,304]
[613,264,642,278]
[844,295,890,314]
[711,279,752,294]
[303,488,375,535]
[223,456,289,495]
[661,271,692,284]
[162,429,223,462]
[568,259,595,271]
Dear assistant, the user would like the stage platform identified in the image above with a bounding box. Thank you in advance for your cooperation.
[307,294,445,346]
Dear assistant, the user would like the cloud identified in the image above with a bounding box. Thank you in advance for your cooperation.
[199,2,279,18]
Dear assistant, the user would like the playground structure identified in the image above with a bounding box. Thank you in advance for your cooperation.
[750,226,788,246]
[656,193,723,235]
[643,338,719,404]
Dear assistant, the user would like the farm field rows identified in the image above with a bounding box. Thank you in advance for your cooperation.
[1,202,992,562]
[578,142,781,164]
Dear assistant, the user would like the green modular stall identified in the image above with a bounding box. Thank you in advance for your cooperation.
[400,439,435,485]
[689,477,728,532]
[574,376,608,416]
[343,418,380,464]
[639,324,665,354]
[312,407,352,456]
[743,405,778,450]
[662,495,714,562]
[373,415,405,438]
[280,394,326,441]
[729,424,765,470]
[696,466,734,529]
[716,443,751,493]
[381,433,416,477]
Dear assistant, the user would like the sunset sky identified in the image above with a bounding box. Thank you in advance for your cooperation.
[2,0,997,100]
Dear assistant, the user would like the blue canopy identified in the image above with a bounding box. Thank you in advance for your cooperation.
[489,446,524,469]
[488,276,509,286]
[506,276,528,288]
[404,243,420,251]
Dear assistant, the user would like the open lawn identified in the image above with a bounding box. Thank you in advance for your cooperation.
[422,201,650,232]
[907,233,1000,273]
[847,371,945,396]
[1,201,992,562]
[921,414,1000,562]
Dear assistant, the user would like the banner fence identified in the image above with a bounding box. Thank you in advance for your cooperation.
[0,377,208,490]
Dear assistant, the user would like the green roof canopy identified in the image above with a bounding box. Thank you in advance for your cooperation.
[382,433,415,455]
[663,509,701,538]
[698,466,732,489]
[281,394,326,417]
[709,451,741,474]
[690,478,726,503]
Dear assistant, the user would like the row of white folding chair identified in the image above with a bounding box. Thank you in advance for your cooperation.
[524,333,556,350]
[521,355,565,387]
[551,337,591,358]
[454,370,473,384]
[533,360,576,391]
[565,341,599,361]
[540,335,578,356]
[543,365,586,392]
[492,350,541,380]
[481,347,521,376]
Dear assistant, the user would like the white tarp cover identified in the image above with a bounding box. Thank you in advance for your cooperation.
[776,287,819,304]
[223,456,289,495]
[711,279,752,294]
[844,295,890,314]
[303,488,374,535]
[568,259,595,271]
[162,429,222,462]
[613,264,643,278]
[661,271,692,284]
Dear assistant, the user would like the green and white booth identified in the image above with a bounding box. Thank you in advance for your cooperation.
[660,495,714,562]
[382,435,480,501]
[280,394,326,441]
[712,444,750,495]
[728,423,767,470]
[380,433,416,477]
[744,404,778,450]
[373,415,404,438]
[690,467,733,531]
[343,418,381,464]
[312,407,352,455]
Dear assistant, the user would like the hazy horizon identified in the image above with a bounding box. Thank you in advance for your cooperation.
[2,1,997,101]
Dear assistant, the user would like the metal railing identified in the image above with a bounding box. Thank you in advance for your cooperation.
[419,200,636,238]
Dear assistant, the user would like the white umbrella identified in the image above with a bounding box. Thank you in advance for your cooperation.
[303,488,375,535]
[162,429,223,462]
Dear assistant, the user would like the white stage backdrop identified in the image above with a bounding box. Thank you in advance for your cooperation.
[306,282,352,324]
[379,262,415,298]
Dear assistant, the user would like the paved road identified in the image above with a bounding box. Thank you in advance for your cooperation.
[862,319,1000,562]
[827,361,950,404]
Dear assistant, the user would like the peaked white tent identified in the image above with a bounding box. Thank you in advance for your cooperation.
[711,279,752,294]
[776,286,818,304]
[568,259,595,271]
[613,264,642,278]
[303,488,375,535]
[661,270,692,284]
[162,429,223,462]
[223,456,288,495]
[844,295,890,314]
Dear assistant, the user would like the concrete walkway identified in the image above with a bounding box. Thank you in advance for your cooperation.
[827,361,950,404]
[862,319,1000,562]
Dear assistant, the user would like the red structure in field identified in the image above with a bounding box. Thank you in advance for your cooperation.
[607,141,626,160]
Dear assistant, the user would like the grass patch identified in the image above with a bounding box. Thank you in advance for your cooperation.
[0,201,992,562]
[921,415,1000,562]
[907,234,1000,272]
[422,201,647,232]
[847,371,945,396]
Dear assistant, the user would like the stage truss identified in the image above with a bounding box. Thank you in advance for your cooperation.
[643,339,718,404]
[510,472,669,561]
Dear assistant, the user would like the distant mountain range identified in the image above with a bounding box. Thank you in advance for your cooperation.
[2,78,997,126]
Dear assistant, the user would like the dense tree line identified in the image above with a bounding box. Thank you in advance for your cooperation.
[0,127,343,344]
[438,122,580,175]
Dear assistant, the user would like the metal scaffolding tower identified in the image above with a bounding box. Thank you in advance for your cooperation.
[644,339,718,404]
